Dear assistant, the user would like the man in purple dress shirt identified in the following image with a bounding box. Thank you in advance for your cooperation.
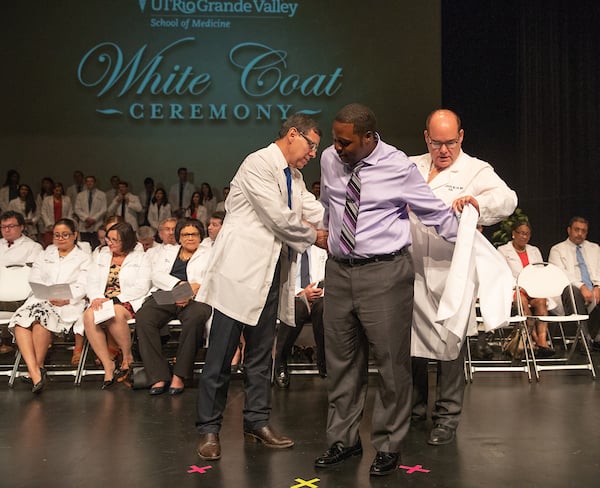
[314,103,460,477]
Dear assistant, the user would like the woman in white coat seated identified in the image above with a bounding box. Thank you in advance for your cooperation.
[497,221,554,357]
[135,218,212,395]
[9,219,91,393]
[83,222,151,389]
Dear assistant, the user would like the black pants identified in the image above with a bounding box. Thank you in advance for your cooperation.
[562,285,600,343]
[136,296,212,384]
[196,265,280,433]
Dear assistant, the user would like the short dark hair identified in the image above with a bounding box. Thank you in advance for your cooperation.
[107,222,137,254]
[211,211,225,223]
[569,216,589,228]
[175,218,205,242]
[278,113,322,139]
[0,210,25,226]
[334,103,377,135]
[512,220,531,232]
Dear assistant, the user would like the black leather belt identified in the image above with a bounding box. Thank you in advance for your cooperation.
[330,247,408,266]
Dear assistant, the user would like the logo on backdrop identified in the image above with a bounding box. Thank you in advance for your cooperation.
[137,0,300,19]
[77,38,343,122]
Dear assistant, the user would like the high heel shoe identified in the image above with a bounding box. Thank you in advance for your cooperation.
[101,362,117,390]
[31,368,47,394]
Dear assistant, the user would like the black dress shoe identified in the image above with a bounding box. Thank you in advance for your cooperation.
[149,383,168,395]
[428,424,456,445]
[317,363,327,378]
[314,439,362,468]
[101,377,116,390]
[369,451,399,476]
[274,365,290,389]
[168,386,184,395]
[244,424,294,448]
[474,342,494,360]
[197,433,221,460]
[535,346,555,358]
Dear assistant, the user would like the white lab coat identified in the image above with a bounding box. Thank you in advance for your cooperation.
[107,193,143,231]
[410,150,517,360]
[0,235,42,267]
[147,202,172,231]
[74,189,107,233]
[41,195,73,229]
[198,143,323,326]
[18,245,91,325]
[86,248,151,311]
[150,243,212,291]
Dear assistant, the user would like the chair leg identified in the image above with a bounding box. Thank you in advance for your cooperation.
[8,349,22,388]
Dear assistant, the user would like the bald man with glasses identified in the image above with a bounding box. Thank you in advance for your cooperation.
[410,109,517,446]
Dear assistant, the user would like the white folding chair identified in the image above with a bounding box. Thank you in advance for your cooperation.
[0,265,32,380]
[465,312,531,382]
[516,262,595,380]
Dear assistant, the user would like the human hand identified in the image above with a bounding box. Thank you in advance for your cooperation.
[91,297,109,311]
[315,229,328,250]
[452,195,480,215]
[49,299,70,307]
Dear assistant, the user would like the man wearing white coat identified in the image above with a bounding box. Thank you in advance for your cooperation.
[410,109,517,445]
[195,114,327,461]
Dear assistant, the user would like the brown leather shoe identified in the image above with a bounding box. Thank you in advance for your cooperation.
[196,433,221,460]
[244,425,294,448]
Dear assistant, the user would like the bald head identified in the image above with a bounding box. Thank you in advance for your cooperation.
[424,109,464,170]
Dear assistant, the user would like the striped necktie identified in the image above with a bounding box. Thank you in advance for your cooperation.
[340,163,364,255]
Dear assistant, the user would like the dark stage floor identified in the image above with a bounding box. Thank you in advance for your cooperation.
[1,360,600,488]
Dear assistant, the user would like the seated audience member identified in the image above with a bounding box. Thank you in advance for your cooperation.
[497,221,554,357]
[185,191,208,227]
[135,218,212,395]
[274,245,327,388]
[215,187,229,212]
[8,184,39,238]
[107,181,142,231]
[74,175,107,250]
[104,175,121,204]
[83,222,151,389]
[35,177,55,241]
[0,210,43,354]
[169,167,196,214]
[71,215,125,366]
[147,188,172,232]
[199,182,217,216]
[41,182,73,247]
[0,169,21,212]
[137,226,157,252]
[310,180,321,200]
[548,216,600,351]
[200,211,225,249]
[66,170,85,208]
[9,219,91,393]
[138,177,155,227]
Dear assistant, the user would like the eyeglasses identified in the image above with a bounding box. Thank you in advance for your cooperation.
[0,224,21,230]
[296,129,318,152]
[181,232,200,239]
[105,237,122,245]
[514,231,531,237]
[53,232,74,240]
[427,138,460,150]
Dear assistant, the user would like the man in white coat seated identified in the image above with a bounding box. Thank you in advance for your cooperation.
[195,113,327,461]
[410,109,517,446]
[0,210,43,353]
[273,244,328,388]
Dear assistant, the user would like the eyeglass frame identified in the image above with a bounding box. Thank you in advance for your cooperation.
[426,137,461,150]
[294,128,319,152]
[53,232,74,240]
